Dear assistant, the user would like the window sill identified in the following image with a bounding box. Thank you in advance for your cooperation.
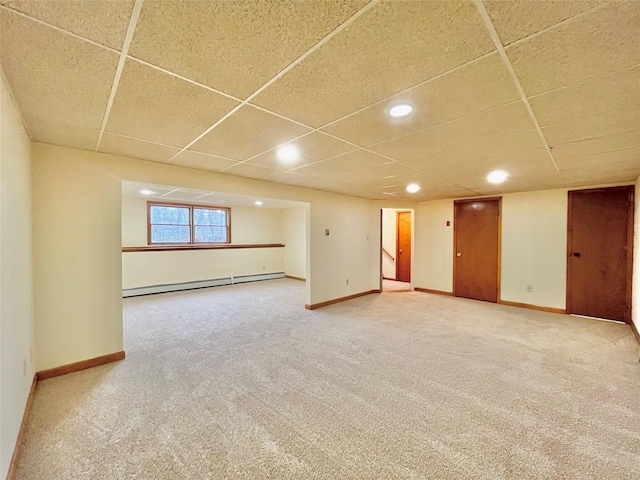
[122,244,284,253]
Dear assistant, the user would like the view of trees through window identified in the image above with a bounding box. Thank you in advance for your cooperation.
[149,203,229,244]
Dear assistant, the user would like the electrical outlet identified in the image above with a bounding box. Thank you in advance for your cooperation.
[23,358,27,378]
[262,265,266,270]
[526,285,533,292]
[346,278,349,286]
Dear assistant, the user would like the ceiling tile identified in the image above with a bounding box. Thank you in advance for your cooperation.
[25,115,98,151]
[424,147,554,179]
[370,101,535,162]
[157,190,217,202]
[484,0,600,46]
[0,8,118,129]
[542,105,640,147]
[99,133,180,163]
[190,105,310,161]
[292,149,392,177]
[269,172,317,189]
[335,161,420,185]
[556,147,640,171]
[550,130,640,162]
[248,131,357,171]
[529,65,640,127]
[251,0,495,128]
[322,53,521,147]
[105,59,239,148]
[450,153,560,190]
[128,0,367,99]
[401,129,546,172]
[0,0,135,49]
[169,150,240,173]
[559,162,640,186]
[222,162,277,182]
[507,3,640,96]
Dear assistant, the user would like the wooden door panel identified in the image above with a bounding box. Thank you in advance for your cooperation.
[454,199,500,302]
[397,211,411,282]
[568,187,633,322]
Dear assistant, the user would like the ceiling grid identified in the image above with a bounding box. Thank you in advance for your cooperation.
[0,0,638,200]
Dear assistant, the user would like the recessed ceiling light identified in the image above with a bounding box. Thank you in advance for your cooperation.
[389,103,413,118]
[487,170,508,184]
[276,144,300,164]
[254,201,263,206]
[406,183,421,194]
[140,189,155,195]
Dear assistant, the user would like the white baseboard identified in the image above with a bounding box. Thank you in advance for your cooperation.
[123,272,285,297]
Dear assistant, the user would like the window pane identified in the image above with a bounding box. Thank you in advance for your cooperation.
[194,208,226,226]
[150,205,189,225]
[151,225,190,243]
[194,226,227,243]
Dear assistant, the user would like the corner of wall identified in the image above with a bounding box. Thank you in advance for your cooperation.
[632,176,640,335]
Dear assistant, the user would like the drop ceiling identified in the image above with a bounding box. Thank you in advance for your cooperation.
[1,0,639,201]
[122,180,306,209]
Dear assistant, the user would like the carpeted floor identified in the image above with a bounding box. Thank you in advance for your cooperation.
[383,279,411,292]
[14,279,640,479]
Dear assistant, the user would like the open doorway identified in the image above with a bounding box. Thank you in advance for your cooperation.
[120,180,309,298]
[381,208,412,292]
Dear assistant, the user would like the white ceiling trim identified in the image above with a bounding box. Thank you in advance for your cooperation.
[126,55,243,104]
[506,3,608,49]
[164,0,380,164]
[527,62,640,101]
[0,4,120,54]
[474,0,560,175]
[95,0,144,151]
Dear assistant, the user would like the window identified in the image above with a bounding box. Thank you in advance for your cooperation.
[148,202,230,244]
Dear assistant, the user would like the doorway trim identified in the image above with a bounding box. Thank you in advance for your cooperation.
[566,186,634,323]
[452,197,502,302]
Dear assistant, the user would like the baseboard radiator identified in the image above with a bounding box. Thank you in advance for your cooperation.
[123,272,286,298]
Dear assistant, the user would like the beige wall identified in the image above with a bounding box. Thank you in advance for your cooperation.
[413,200,454,293]
[0,73,35,479]
[32,143,375,369]
[413,189,636,310]
[123,249,285,289]
[121,195,287,288]
[282,206,307,279]
[33,150,124,372]
[501,190,567,308]
[122,195,284,246]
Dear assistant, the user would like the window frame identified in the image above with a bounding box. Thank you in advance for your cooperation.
[147,201,231,245]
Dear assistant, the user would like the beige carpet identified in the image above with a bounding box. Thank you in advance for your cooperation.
[383,279,411,292]
[14,279,640,479]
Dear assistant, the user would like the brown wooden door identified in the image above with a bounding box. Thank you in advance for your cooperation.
[567,187,633,322]
[454,198,500,302]
[396,211,411,282]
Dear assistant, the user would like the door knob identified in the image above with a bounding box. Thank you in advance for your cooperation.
[399,250,403,253]
[573,252,581,257]
[457,253,461,256]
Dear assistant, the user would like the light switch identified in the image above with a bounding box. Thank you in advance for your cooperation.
[325,229,330,236]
